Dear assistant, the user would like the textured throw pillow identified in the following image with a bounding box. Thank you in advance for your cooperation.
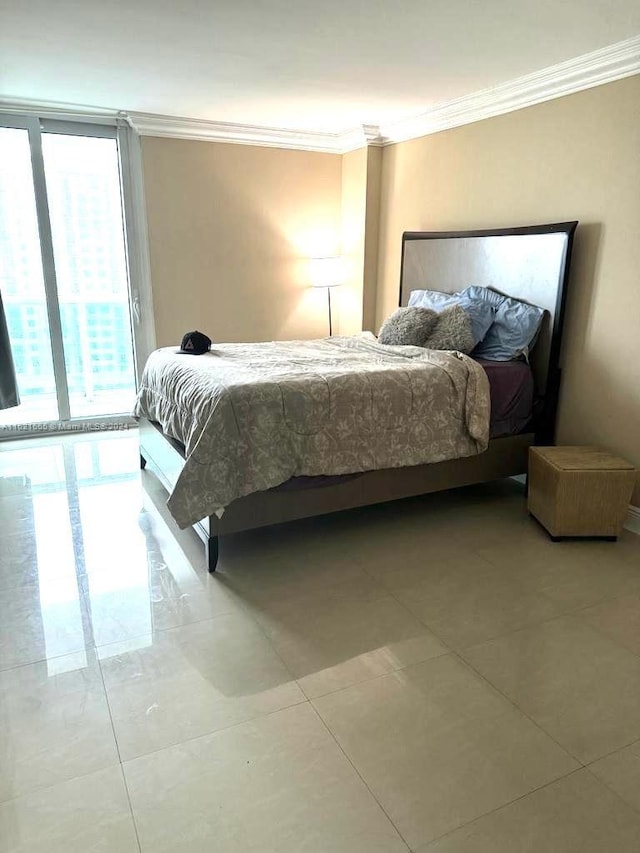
[378,307,437,346]
[423,304,475,353]
[408,288,495,346]
[461,286,545,360]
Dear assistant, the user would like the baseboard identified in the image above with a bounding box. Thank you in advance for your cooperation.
[624,505,640,535]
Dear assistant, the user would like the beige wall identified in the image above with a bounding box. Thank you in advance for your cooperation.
[339,147,368,336]
[377,76,640,503]
[338,146,383,335]
[363,146,382,333]
[141,137,342,346]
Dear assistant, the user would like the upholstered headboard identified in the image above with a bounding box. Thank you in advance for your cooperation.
[399,222,578,442]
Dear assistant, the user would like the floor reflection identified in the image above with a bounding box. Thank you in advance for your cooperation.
[0,433,155,674]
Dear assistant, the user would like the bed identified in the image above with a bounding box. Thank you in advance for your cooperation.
[138,221,578,571]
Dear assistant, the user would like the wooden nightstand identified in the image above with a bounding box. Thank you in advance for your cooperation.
[528,446,636,540]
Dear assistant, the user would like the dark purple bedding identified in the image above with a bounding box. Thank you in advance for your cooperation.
[476,358,534,439]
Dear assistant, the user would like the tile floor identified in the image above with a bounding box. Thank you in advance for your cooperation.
[0,431,639,852]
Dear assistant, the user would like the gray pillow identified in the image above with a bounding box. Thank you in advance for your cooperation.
[409,288,495,347]
[423,304,475,353]
[378,307,437,346]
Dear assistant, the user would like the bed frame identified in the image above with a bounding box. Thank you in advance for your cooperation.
[140,221,578,572]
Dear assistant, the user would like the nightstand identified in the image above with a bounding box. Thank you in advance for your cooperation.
[528,446,636,540]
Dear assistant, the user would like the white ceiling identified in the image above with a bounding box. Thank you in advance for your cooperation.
[1,0,639,134]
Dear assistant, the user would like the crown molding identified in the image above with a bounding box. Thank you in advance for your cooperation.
[0,95,379,153]
[0,94,121,124]
[380,35,640,144]
[2,35,638,151]
[338,124,383,152]
[128,112,381,154]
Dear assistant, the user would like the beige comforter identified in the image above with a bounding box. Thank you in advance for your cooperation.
[134,333,490,528]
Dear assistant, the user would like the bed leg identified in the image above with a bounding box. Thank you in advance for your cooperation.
[140,453,147,470]
[206,536,219,573]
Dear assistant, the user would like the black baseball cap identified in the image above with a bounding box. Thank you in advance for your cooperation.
[178,331,212,355]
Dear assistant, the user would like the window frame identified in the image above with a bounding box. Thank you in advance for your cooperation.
[0,111,155,438]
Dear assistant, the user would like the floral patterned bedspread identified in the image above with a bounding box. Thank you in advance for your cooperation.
[133,333,490,528]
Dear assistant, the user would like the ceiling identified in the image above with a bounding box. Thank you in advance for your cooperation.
[1,0,639,135]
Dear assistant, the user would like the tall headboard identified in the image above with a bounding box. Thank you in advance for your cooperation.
[399,222,578,443]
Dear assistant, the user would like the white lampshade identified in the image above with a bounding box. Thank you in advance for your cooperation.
[309,256,343,288]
